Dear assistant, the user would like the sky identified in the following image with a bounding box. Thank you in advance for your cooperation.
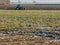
[10,0,60,2]
[10,0,60,4]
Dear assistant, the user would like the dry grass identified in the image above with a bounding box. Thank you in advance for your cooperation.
[0,10,60,45]
[0,10,59,30]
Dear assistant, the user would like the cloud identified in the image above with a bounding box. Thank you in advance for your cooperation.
[10,0,60,4]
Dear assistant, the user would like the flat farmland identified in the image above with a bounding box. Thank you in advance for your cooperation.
[0,10,60,30]
[0,10,60,45]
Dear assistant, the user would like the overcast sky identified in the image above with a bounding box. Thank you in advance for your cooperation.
[10,0,60,2]
[10,0,60,4]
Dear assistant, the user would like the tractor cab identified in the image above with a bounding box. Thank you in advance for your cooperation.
[15,4,25,10]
